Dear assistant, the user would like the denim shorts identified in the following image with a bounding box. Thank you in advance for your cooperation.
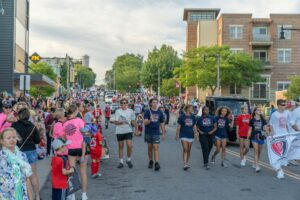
[24,150,38,164]
[251,139,265,145]
[144,134,160,144]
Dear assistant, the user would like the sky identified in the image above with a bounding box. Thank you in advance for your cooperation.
[29,0,300,84]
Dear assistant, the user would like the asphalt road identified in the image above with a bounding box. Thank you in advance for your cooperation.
[41,113,300,200]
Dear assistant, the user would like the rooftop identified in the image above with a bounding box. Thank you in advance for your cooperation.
[183,8,221,21]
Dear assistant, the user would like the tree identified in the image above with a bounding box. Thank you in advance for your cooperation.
[110,53,143,92]
[286,76,300,100]
[141,44,182,92]
[178,45,263,95]
[29,86,56,98]
[75,64,96,89]
[104,69,114,90]
[29,62,57,81]
[161,78,179,97]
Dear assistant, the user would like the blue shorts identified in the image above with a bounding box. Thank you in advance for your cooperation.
[215,135,227,140]
[251,139,264,145]
[144,134,160,144]
[24,150,38,164]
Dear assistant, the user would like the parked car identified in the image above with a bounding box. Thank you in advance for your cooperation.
[205,96,251,142]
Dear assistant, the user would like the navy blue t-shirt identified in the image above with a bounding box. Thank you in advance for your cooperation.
[215,116,230,138]
[196,115,215,134]
[178,114,196,139]
[249,118,266,140]
[144,109,164,135]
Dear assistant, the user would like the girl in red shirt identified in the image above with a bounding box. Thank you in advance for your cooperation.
[90,129,103,178]
[236,105,251,166]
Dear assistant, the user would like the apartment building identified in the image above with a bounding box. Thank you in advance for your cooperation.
[183,8,300,104]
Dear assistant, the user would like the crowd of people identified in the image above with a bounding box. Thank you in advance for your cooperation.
[0,90,300,200]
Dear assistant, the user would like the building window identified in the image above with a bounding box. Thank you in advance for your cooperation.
[277,49,291,63]
[229,25,243,39]
[253,27,268,35]
[230,48,244,54]
[230,84,242,95]
[277,82,290,91]
[253,50,268,62]
[277,25,292,40]
[188,12,216,21]
[252,76,270,99]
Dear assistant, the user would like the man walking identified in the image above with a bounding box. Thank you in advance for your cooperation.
[111,98,136,168]
[144,98,166,171]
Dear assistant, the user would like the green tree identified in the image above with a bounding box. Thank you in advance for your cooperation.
[286,76,300,100]
[75,64,96,89]
[111,53,143,92]
[29,86,56,98]
[141,44,182,92]
[104,69,114,90]
[60,63,67,88]
[161,78,179,97]
[178,45,263,95]
[29,62,56,81]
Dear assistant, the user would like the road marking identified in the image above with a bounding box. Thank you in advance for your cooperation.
[226,149,300,181]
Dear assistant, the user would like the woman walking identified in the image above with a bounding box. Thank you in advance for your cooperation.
[175,104,197,170]
[0,128,33,200]
[12,107,41,200]
[236,105,251,166]
[196,106,216,169]
[211,106,234,168]
[248,107,267,172]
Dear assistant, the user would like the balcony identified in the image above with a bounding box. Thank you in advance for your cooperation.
[262,61,273,70]
[250,35,273,46]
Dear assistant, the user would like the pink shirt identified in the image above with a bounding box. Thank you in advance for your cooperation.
[53,121,68,155]
[63,118,84,149]
[0,113,12,133]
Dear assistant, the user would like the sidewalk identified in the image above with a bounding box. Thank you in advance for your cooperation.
[37,157,51,189]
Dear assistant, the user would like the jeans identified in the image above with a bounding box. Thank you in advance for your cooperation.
[199,134,214,164]
[46,130,52,156]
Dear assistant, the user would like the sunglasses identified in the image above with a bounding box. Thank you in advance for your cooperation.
[120,102,128,105]
[4,106,12,109]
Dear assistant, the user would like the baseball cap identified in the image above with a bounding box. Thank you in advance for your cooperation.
[52,138,70,150]
[2,100,12,107]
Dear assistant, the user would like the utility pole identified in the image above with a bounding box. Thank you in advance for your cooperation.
[217,53,220,96]
[66,54,70,94]
[158,68,160,98]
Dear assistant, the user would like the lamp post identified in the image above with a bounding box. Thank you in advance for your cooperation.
[280,25,300,40]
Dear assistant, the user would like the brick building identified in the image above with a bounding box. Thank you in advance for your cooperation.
[183,8,300,104]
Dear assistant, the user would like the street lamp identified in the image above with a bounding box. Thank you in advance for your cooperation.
[280,25,300,40]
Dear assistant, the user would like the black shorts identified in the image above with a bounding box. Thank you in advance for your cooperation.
[116,133,133,142]
[68,148,83,156]
[144,134,160,144]
[239,136,248,139]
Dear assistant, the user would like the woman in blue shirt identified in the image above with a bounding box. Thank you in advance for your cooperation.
[211,106,234,168]
[175,104,197,170]
[196,106,216,170]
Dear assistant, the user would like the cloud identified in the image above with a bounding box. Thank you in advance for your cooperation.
[29,0,300,84]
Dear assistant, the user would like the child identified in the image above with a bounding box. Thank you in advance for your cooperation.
[104,104,111,129]
[135,114,143,136]
[51,139,75,200]
[89,126,103,178]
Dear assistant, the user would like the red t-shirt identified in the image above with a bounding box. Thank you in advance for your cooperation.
[236,114,251,137]
[93,109,102,118]
[105,107,111,117]
[51,156,68,189]
[90,132,102,154]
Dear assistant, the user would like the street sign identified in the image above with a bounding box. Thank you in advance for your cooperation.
[29,52,41,64]
[20,75,30,90]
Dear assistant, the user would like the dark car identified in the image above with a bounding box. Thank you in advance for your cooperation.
[205,96,251,142]
[111,103,120,114]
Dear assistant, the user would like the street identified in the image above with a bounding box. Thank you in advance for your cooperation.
[40,114,300,200]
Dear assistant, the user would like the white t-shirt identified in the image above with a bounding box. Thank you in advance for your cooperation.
[113,108,136,134]
[291,106,300,131]
[269,110,291,136]
[134,103,143,115]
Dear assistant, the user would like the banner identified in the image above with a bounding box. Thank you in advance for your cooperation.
[267,132,300,170]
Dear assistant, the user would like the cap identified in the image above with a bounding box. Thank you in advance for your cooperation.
[52,139,70,150]
[2,100,12,107]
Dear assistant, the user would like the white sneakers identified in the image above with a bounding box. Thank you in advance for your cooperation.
[240,158,246,166]
[277,169,285,180]
[255,165,261,173]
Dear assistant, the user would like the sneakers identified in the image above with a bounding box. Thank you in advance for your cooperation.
[240,159,246,167]
[117,163,124,169]
[211,155,216,164]
[126,161,133,168]
[204,164,210,170]
[92,173,102,179]
[255,165,261,173]
[154,162,161,171]
[276,169,285,180]
[252,163,256,169]
[82,193,88,200]
[183,164,188,171]
[288,160,299,166]
[148,160,154,169]
[221,161,228,168]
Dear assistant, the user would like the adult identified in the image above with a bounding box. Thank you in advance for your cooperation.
[45,107,55,156]
[0,100,13,132]
[144,98,166,171]
[63,104,88,200]
[196,106,216,169]
[211,106,234,168]
[236,105,251,166]
[269,99,291,179]
[175,104,197,170]
[12,107,41,200]
[0,128,33,200]
[111,98,136,168]
[248,107,267,172]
